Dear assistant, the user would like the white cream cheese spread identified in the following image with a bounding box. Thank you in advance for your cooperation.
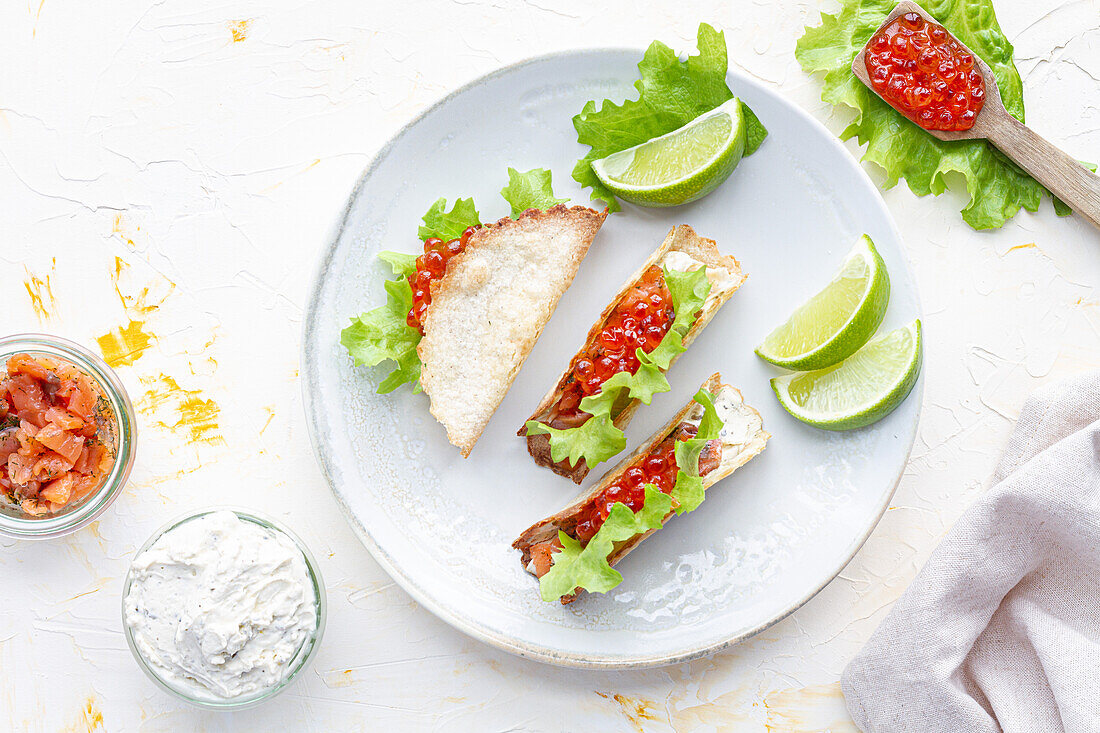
[686,385,763,448]
[712,386,763,446]
[124,510,317,700]
[659,250,739,292]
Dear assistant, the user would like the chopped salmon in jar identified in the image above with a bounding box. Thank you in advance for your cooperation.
[0,353,116,516]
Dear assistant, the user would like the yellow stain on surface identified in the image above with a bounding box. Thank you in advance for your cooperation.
[96,320,154,367]
[111,213,158,255]
[228,19,252,43]
[1005,242,1037,254]
[763,682,856,733]
[61,587,101,605]
[261,158,322,193]
[596,692,666,732]
[138,374,225,446]
[23,262,57,322]
[259,405,276,436]
[111,256,172,315]
[125,464,203,504]
[318,668,357,688]
[95,256,177,367]
[187,333,220,377]
[111,213,136,248]
[31,0,46,38]
[669,690,757,730]
[62,697,105,732]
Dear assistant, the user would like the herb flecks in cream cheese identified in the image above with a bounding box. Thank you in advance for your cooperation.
[686,385,762,448]
[124,510,316,700]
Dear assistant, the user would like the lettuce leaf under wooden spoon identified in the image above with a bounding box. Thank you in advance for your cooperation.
[796,0,1074,230]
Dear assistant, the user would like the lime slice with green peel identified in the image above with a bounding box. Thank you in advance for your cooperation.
[756,235,889,371]
[590,98,747,207]
[772,320,922,431]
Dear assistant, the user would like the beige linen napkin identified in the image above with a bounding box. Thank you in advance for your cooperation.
[842,372,1100,733]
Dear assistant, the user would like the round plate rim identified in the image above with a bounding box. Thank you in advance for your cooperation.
[300,47,922,669]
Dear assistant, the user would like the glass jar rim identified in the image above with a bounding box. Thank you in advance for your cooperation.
[0,333,136,539]
[121,507,328,710]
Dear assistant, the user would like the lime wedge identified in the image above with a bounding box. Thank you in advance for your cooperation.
[591,98,747,207]
[771,320,922,431]
[756,235,889,371]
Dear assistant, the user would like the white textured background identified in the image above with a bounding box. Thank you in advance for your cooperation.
[2,0,1098,730]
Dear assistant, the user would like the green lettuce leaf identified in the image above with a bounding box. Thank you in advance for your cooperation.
[501,167,569,217]
[742,106,768,157]
[664,267,711,328]
[796,0,1072,230]
[538,485,672,602]
[538,388,726,600]
[343,197,483,394]
[526,267,712,470]
[592,365,670,411]
[643,265,710,367]
[377,250,417,279]
[418,197,481,241]
[345,169,570,393]
[524,413,626,468]
[572,23,768,211]
[671,473,705,517]
[671,388,721,514]
[638,329,686,376]
[341,277,422,394]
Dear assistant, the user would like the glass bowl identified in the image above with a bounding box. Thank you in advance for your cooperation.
[0,333,136,539]
[121,508,327,710]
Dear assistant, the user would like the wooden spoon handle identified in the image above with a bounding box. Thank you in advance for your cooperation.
[986,113,1100,230]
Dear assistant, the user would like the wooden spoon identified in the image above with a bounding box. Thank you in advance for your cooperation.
[852,0,1100,230]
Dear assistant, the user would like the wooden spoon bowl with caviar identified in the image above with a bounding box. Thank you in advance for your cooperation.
[852,0,1100,231]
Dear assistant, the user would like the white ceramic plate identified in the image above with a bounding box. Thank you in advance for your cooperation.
[302,49,921,668]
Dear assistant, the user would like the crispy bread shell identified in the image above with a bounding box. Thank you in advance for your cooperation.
[521,225,746,482]
[513,372,770,604]
[418,205,607,457]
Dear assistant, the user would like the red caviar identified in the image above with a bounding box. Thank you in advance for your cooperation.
[865,12,985,131]
[545,266,676,430]
[406,226,478,333]
[571,423,720,543]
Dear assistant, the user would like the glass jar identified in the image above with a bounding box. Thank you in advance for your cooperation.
[122,508,328,710]
[0,333,136,539]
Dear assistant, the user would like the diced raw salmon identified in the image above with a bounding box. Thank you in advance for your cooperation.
[70,472,100,502]
[0,353,117,516]
[20,498,49,516]
[7,375,48,428]
[33,451,75,480]
[7,354,57,383]
[0,428,17,465]
[74,443,106,475]
[45,406,86,432]
[64,374,97,422]
[16,420,42,459]
[40,473,74,504]
[7,453,33,485]
[34,424,83,465]
[529,536,564,578]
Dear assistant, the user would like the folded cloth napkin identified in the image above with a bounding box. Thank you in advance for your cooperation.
[842,371,1100,733]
